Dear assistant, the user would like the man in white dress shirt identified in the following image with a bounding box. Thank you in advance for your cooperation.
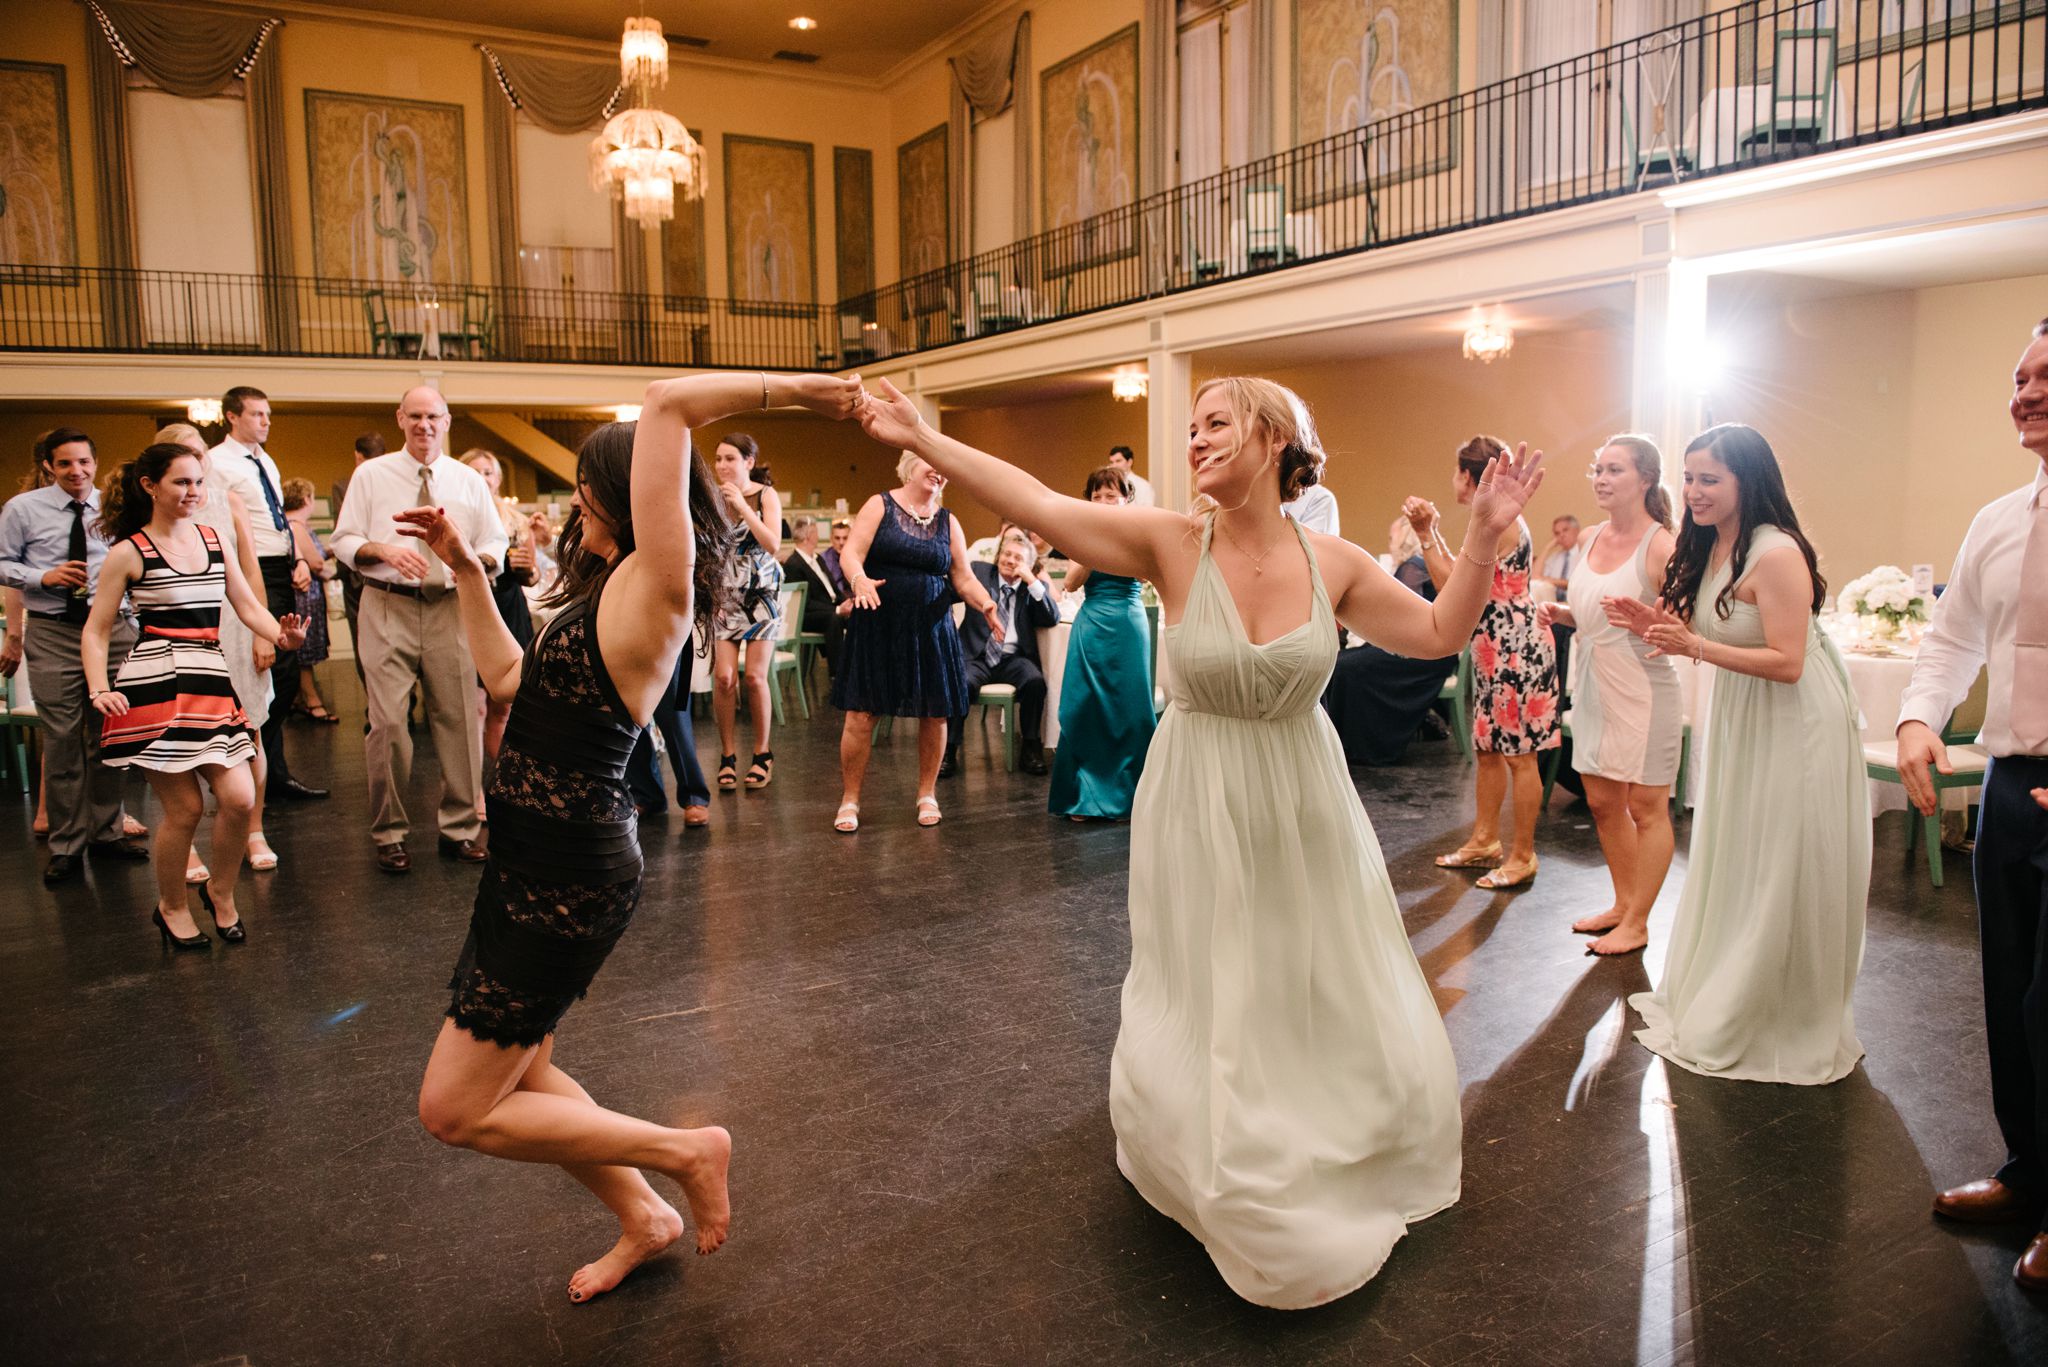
[209,386,326,801]
[1107,446,1155,507]
[330,386,507,874]
[1281,482,1340,537]
[1900,318,2048,1289]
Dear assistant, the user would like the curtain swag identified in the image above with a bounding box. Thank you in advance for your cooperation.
[948,10,1027,118]
[477,44,624,136]
[84,0,278,99]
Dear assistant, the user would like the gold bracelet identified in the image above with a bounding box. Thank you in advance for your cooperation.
[760,371,770,408]
[1462,546,1498,568]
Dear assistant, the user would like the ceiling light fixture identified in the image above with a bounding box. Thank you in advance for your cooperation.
[591,14,706,227]
[612,404,643,422]
[1111,373,1148,402]
[1461,308,1514,364]
[788,17,819,31]
[186,398,223,425]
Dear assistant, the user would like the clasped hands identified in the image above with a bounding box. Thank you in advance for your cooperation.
[1604,595,1703,660]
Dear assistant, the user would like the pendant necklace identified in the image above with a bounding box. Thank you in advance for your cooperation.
[1217,516,1284,574]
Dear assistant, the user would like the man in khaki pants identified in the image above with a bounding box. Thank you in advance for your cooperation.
[329,387,507,873]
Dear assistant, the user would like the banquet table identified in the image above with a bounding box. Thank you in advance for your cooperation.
[1836,640,1978,819]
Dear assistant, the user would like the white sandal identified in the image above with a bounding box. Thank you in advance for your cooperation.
[246,835,279,871]
[915,796,942,828]
[185,857,211,885]
[833,802,860,834]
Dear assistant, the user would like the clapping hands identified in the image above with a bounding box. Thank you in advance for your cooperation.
[1605,595,1700,660]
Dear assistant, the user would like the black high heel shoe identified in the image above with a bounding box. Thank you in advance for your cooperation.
[196,884,245,944]
[152,908,211,951]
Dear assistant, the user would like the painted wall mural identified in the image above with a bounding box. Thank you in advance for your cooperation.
[661,127,709,304]
[1294,0,1458,160]
[306,90,470,285]
[724,134,816,309]
[0,61,78,273]
[896,123,948,281]
[833,146,874,308]
[1040,25,1139,240]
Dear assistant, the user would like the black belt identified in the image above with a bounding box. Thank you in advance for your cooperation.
[27,608,78,621]
[363,577,452,600]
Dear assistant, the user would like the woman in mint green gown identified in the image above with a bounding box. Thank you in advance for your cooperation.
[1050,467,1157,820]
[856,375,1547,1309]
[1610,424,1870,1086]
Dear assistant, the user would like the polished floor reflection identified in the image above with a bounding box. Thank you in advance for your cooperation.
[1,680,2041,1365]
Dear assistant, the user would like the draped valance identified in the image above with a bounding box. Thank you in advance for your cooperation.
[84,0,279,99]
[947,8,1033,253]
[949,11,1027,119]
[477,45,624,136]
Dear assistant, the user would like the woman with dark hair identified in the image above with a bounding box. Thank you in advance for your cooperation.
[857,374,1545,1308]
[83,444,305,950]
[1405,434,1561,889]
[709,432,783,791]
[1534,435,1681,956]
[1608,423,1870,1085]
[407,372,861,1302]
[1048,466,1157,820]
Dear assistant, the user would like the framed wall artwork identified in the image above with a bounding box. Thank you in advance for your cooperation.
[833,146,874,313]
[1040,24,1140,271]
[896,122,948,281]
[661,127,709,307]
[305,89,471,286]
[0,60,79,276]
[724,133,816,311]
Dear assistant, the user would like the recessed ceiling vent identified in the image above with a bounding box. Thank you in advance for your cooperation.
[671,34,711,48]
[773,49,821,63]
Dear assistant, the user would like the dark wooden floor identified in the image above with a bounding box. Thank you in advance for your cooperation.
[1,671,2041,1366]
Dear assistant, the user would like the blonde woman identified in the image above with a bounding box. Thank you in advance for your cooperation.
[1535,436,1681,956]
[857,375,1544,1308]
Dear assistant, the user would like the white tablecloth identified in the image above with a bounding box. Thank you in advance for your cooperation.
[1840,647,1977,819]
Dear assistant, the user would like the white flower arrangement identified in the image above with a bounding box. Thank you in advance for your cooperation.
[1837,565,1930,632]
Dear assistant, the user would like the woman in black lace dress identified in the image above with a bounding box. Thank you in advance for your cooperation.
[406,371,863,1303]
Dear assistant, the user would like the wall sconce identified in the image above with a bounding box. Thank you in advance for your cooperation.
[612,404,643,422]
[1111,373,1148,403]
[186,398,223,425]
[1461,309,1514,364]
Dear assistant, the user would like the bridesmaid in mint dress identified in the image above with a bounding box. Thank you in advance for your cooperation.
[1610,424,1871,1085]
[1050,466,1157,820]
[855,375,1546,1308]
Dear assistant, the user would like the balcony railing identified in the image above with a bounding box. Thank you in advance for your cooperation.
[0,269,838,370]
[2,1,2041,373]
[847,0,2047,362]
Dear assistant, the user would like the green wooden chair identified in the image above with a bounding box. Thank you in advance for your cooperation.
[0,668,41,793]
[1863,716,1987,888]
[361,289,399,356]
[1761,28,1838,150]
[736,583,810,723]
[1243,184,1294,268]
[1437,647,1473,759]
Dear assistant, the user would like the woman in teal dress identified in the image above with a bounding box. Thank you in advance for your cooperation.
[1050,467,1157,820]
[1609,424,1870,1086]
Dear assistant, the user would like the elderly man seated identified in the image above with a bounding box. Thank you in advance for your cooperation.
[946,527,1059,777]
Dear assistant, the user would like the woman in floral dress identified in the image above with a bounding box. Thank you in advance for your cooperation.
[1404,434,1560,889]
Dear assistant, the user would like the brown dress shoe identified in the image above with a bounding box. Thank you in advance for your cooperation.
[1933,1178,2040,1224]
[376,843,411,875]
[2018,1235,2048,1291]
[683,804,710,828]
[438,836,488,863]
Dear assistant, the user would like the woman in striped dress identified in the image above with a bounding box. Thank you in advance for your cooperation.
[83,443,304,951]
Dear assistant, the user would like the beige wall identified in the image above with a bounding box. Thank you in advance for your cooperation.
[938,387,1149,543]
[1706,272,2046,586]
[1229,326,1636,557]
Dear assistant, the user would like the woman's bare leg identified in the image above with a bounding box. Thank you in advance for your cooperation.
[1468,752,1507,848]
[1575,774,1635,933]
[201,761,256,929]
[839,710,876,808]
[1589,783,1673,955]
[143,769,204,937]
[245,735,276,865]
[418,1020,730,1255]
[1503,754,1543,867]
[513,1038,687,1302]
[915,717,944,803]
[743,638,774,755]
[711,640,740,759]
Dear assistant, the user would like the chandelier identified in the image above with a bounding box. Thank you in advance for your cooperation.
[1462,308,1514,364]
[1111,372,1148,402]
[591,15,705,227]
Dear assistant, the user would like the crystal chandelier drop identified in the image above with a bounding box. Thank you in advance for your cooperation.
[591,14,705,227]
[1462,308,1514,364]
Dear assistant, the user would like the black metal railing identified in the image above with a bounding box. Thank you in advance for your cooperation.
[848,0,2046,363]
[2,1,2040,371]
[0,268,838,370]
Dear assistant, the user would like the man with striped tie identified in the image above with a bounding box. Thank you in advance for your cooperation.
[209,385,327,802]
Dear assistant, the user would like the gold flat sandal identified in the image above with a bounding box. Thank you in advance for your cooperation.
[1435,842,1504,869]
[1476,859,1539,890]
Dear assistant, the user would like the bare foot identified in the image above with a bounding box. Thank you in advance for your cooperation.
[657,1126,732,1254]
[1572,908,1623,935]
[566,1199,684,1303]
[1587,927,1648,956]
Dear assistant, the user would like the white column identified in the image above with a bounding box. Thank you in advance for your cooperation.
[1146,347,1194,512]
[1632,258,1710,493]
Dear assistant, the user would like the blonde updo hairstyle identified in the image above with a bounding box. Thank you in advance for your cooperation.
[895,448,939,490]
[1191,376,1327,506]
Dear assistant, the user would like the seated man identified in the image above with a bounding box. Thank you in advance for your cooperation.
[948,528,1059,777]
[780,514,845,677]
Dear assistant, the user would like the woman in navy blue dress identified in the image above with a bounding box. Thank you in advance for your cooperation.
[831,450,1003,830]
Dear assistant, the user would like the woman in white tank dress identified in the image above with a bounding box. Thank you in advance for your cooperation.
[856,375,1549,1308]
[1610,425,1870,1085]
[1536,435,1682,957]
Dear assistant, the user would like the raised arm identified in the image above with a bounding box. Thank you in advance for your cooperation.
[392,505,526,703]
[858,379,1187,583]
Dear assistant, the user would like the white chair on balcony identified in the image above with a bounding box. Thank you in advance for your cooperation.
[1243,184,1294,268]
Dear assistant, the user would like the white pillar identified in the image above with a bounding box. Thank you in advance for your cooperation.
[1632,258,1710,496]
[1146,346,1194,512]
